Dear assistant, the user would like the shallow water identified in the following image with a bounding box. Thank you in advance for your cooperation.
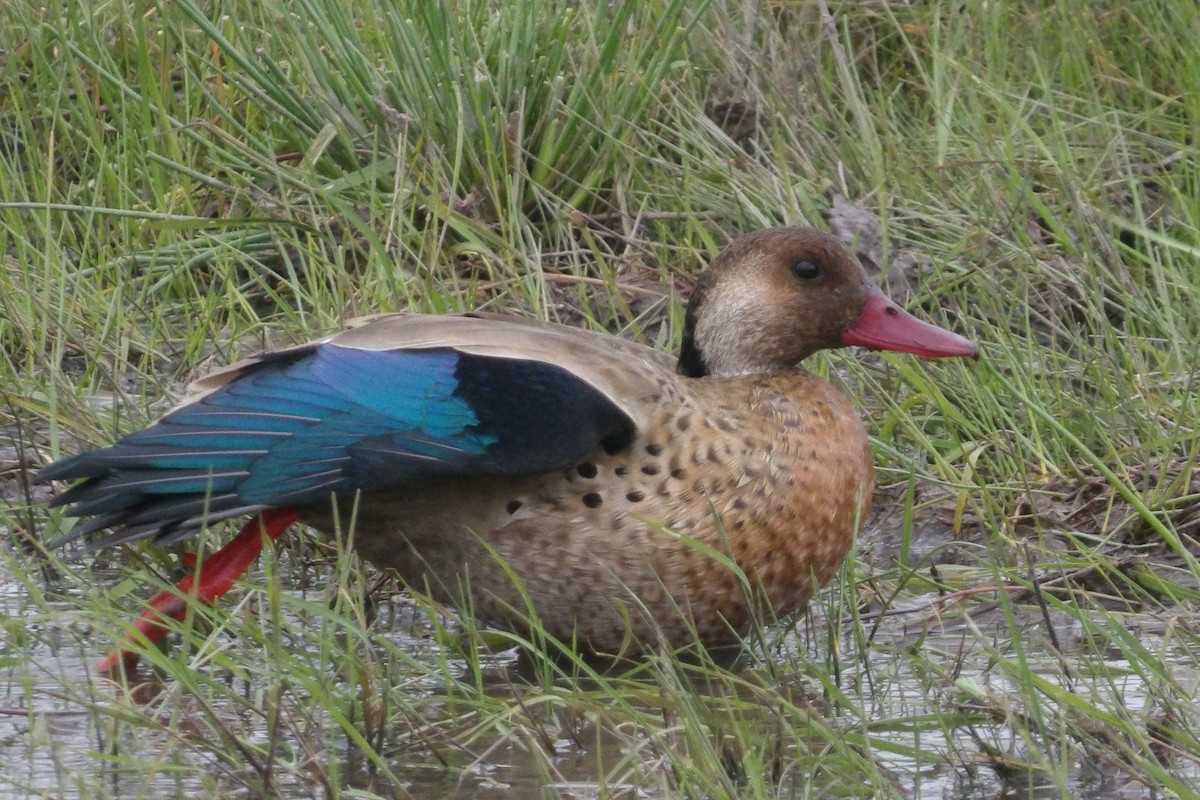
[827,606,1199,799]
[2,546,1198,799]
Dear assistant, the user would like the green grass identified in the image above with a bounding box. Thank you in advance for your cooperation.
[2,0,1199,797]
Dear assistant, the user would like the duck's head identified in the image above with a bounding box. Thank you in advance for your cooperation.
[677,227,978,378]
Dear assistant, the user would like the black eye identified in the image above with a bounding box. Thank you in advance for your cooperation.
[791,260,822,281]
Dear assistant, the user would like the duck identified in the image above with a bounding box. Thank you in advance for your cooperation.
[38,227,977,672]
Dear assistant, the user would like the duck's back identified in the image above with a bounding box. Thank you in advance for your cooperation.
[197,312,676,427]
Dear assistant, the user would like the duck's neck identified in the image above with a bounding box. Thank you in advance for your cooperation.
[676,332,708,378]
[676,273,794,379]
[676,268,820,379]
[676,280,709,378]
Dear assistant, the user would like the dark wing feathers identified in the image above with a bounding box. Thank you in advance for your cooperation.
[40,342,636,550]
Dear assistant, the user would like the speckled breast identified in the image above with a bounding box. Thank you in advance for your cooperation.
[309,370,874,652]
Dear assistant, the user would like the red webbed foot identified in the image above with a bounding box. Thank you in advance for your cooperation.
[98,508,300,674]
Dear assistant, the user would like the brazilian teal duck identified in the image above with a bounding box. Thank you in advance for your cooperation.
[39,228,977,671]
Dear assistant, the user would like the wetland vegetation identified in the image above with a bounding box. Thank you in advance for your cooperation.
[1,1,1198,797]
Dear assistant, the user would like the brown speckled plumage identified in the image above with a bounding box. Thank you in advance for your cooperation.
[295,227,968,651]
[321,369,872,649]
[43,227,978,667]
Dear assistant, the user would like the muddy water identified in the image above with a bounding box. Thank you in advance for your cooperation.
[2,549,1197,799]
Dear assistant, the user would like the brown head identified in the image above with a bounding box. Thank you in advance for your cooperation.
[677,227,978,378]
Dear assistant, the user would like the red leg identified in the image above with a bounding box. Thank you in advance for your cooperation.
[98,508,300,674]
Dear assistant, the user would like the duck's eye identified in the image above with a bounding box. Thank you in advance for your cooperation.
[791,260,823,281]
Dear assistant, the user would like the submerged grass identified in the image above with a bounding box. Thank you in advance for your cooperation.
[2,0,1198,797]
